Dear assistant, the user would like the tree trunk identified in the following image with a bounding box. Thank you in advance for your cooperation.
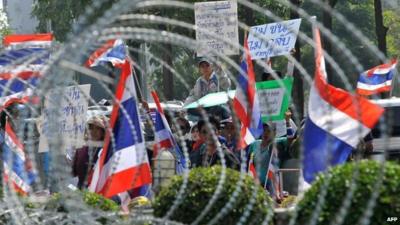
[322,0,338,84]
[290,0,304,120]
[162,43,174,100]
[243,0,255,26]
[374,0,389,98]
[374,0,388,58]
[159,16,174,100]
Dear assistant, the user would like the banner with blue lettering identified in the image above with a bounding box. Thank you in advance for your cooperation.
[39,84,91,152]
[247,19,302,59]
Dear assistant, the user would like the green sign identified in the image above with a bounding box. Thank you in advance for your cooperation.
[256,77,293,121]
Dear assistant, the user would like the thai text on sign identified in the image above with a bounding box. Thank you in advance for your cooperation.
[39,84,91,152]
[194,0,239,56]
[256,77,293,121]
[248,19,302,59]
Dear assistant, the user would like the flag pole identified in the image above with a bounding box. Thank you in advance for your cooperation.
[389,58,398,98]
[128,57,145,102]
[264,144,273,190]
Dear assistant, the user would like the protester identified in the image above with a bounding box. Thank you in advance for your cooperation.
[176,117,191,136]
[72,115,107,189]
[184,58,231,104]
[189,117,239,169]
[174,116,193,158]
[247,111,295,201]
[247,122,282,201]
[220,117,237,152]
[190,124,200,143]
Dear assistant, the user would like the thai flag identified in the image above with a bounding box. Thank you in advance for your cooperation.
[233,36,263,148]
[3,33,53,48]
[302,28,384,183]
[151,91,186,174]
[356,59,398,96]
[247,152,258,181]
[0,33,53,109]
[2,119,36,195]
[89,59,152,198]
[85,39,126,67]
[265,146,281,200]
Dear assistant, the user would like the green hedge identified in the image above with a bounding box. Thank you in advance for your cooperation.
[295,160,400,225]
[153,166,273,225]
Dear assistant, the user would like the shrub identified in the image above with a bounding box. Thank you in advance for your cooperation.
[153,166,273,225]
[44,191,119,212]
[82,191,120,211]
[295,160,400,225]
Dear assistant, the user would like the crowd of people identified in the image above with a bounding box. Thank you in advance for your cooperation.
[69,108,301,203]
[0,55,374,206]
[0,55,306,205]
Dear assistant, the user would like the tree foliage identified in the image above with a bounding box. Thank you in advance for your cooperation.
[384,9,400,58]
[32,0,116,42]
[0,8,12,42]
[31,0,400,99]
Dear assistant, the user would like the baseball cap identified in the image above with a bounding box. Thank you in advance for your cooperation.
[198,57,212,66]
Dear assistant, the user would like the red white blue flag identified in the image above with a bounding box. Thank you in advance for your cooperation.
[302,28,384,183]
[356,59,398,96]
[151,91,186,174]
[90,59,152,197]
[3,33,53,48]
[2,119,36,195]
[85,39,126,67]
[233,36,263,148]
[247,152,258,181]
[265,146,281,200]
[0,33,53,110]
[86,39,152,198]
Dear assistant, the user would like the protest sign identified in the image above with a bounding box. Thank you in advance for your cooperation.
[194,0,239,56]
[273,119,297,137]
[38,84,91,152]
[256,77,293,121]
[248,19,302,59]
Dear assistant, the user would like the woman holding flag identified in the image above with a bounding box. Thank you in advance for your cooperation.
[247,111,294,202]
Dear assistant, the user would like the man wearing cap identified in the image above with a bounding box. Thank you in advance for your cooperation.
[184,58,231,104]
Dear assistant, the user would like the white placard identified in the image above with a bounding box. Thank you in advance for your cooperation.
[38,84,91,152]
[257,88,285,117]
[194,0,239,56]
[247,18,302,59]
[273,119,297,137]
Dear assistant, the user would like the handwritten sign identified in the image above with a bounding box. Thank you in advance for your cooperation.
[194,0,239,56]
[272,119,297,137]
[248,19,302,59]
[256,77,293,121]
[258,88,285,116]
[38,84,91,152]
